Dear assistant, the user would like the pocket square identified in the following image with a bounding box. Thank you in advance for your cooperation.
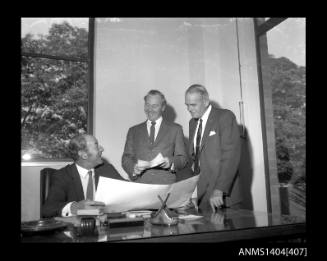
[209,130,216,136]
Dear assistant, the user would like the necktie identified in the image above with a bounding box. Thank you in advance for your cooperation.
[86,170,94,200]
[149,121,156,144]
[194,119,202,174]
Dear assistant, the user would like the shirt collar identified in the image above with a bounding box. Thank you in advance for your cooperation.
[147,116,163,126]
[199,104,212,123]
[75,163,94,179]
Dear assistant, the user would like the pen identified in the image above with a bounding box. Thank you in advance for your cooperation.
[158,193,170,208]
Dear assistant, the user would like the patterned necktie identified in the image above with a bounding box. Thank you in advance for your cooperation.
[194,119,202,174]
[150,121,156,144]
[86,170,94,200]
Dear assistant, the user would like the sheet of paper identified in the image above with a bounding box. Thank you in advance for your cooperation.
[149,153,165,168]
[124,210,152,219]
[137,153,165,169]
[178,214,203,220]
[95,174,199,213]
[137,159,151,169]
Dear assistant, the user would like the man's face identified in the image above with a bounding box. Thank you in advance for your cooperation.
[84,135,104,167]
[144,94,165,121]
[185,92,209,119]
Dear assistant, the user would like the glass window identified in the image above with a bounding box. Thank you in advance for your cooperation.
[257,18,305,218]
[21,18,90,161]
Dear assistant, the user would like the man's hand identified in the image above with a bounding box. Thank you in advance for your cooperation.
[133,163,147,175]
[160,157,171,169]
[70,200,105,215]
[209,189,224,212]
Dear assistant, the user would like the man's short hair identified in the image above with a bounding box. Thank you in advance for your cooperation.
[185,84,209,101]
[67,134,88,161]
[144,90,167,107]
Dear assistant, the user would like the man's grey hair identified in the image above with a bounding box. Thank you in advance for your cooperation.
[144,89,167,107]
[185,84,210,101]
[67,134,88,161]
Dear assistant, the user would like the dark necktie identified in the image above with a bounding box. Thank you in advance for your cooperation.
[86,170,94,200]
[150,121,156,144]
[194,119,202,174]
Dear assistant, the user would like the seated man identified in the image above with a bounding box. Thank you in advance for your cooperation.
[42,134,125,218]
[122,90,188,184]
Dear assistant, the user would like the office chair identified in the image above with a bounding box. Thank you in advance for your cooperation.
[40,168,57,218]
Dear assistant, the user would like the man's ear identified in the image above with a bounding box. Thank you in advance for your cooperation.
[204,98,210,107]
[161,104,166,112]
[78,150,88,160]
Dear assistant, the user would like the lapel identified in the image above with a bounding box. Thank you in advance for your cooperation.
[153,119,168,146]
[140,121,152,145]
[200,108,215,152]
[71,164,85,200]
[189,119,197,155]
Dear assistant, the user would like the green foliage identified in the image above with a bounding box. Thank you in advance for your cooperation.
[269,56,306,185]
[21,22,88,159]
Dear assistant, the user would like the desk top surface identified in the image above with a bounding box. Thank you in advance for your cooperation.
[21,208,305,243]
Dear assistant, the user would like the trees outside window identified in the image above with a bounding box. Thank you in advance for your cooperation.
[21,19,90,160]
[257,18,305,218]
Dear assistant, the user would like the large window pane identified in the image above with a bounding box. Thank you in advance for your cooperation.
[260,18,305,218]
[21,18,89,160]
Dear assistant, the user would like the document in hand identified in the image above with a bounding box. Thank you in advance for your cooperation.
[137,153,165,169]
[95,175,199,213]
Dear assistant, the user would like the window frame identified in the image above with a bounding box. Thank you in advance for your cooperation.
[254,17,306,215]
[21,18,95,164]
[254,17,288,214]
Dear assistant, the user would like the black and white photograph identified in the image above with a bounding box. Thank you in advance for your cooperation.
[20,17,306,252]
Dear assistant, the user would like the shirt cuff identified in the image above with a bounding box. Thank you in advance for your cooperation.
[170,163,176,173]
[61,202,75,217]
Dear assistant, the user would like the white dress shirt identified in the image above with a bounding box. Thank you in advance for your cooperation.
[61,164,95,217]
[133,116,170,177]
[193,104,212,151]
[190,105,212,201]
[146,116,163,142]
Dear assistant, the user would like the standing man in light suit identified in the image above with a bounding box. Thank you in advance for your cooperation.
[185,84,241,212]
[122,90,188,184]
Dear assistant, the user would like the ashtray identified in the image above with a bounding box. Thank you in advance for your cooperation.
[21,219,67,235]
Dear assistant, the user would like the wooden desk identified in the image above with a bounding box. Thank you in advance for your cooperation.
[21,208,305,243]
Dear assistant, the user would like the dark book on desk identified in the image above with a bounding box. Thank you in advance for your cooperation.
[108,217,144,228]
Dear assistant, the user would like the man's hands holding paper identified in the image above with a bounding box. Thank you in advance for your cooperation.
[70,200,105,215]
[133,164,147,176]
[133,153,171,176]
[159,157,171,169]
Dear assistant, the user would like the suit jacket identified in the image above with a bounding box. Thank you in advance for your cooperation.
[122,119,188,184]
[189,106,241,210]
[42,162,125,218]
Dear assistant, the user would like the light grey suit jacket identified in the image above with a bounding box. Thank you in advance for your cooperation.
[189,106,241,210]
[122,119,188,184]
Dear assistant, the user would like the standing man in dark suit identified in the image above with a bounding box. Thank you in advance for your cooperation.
[122,90,188,184]
[185,84,241,212]
[42,134,124,218]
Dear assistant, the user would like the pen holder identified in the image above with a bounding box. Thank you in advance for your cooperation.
[150,208,178,226]
[151,193,178,226]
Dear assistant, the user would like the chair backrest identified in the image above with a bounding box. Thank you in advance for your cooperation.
[40,168,57,218]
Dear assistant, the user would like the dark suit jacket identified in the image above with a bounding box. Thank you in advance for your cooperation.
[189,106,241,210]
[122,119,188,184]
[42,162,125,218]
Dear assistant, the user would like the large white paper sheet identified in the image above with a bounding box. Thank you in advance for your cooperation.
[95,175,199,213]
